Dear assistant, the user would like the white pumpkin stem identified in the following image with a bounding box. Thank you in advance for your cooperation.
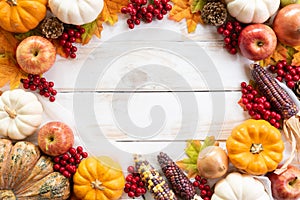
[91,179,105,190]
[3,105,17,119]
[250,143,263,154]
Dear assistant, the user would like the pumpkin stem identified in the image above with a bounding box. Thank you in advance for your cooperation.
[0,190,16,200]
[3,105,17,119]
[250,143,263,154]
[6,0,17,6]
[91,179,105,190]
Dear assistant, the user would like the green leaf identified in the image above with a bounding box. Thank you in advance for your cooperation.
[199,136,216,152]
[190,0,207,13]
[176,136,216,178]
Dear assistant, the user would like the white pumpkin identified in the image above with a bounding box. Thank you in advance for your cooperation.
[0,89,43,140]
[211,172,271,200]
[225,0,280,24]
[49,0,104,25]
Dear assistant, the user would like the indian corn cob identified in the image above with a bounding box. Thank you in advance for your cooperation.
[134,154,177,200]
[251,63,298,119]
[157,152,196,200]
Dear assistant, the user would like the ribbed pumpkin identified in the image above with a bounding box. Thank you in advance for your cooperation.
[73,156,125,200]
[226,119,284,175]
[225,0,280,24]
[0,138,70,199]
[48,0,104,25]
[0,0,47,33]
[0,89,43,140]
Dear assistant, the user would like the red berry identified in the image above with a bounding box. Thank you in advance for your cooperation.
[74,153,81,160]
[62,153,70,161]
[81,151,88,158]
[68,29,75,36]
[164,3,172,11]
[128,191,135,197]
[53,163,60,171]
[70,53,77,59]
[61,33,69,40]
[195,175,201,181]
[79,28,86,34]
[126,175,133,182]
[59,167,66,173]
[222,29,230,36]
[74,31,81,38]
[121,7,128,14]
[53,156,60,163]
[125,183,131,189]
[75,159,81,164]
[30,84,37,91]
[63,170,71,178]
[128,23,135,29]
[217,26,224,34]
[69,147,77,155]
[69,37,76,43]
[156,13,163,20]
[77,146,83,153]
[193,181,199,187]
[127,166,135,173]
[287,81,295,89]
[69,157,75,164]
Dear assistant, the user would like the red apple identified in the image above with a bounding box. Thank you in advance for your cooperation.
[273,4,300,47]
[16,36,56,75]
[38,121,74,156]
[267,165,300,200]
[238,24,277,61]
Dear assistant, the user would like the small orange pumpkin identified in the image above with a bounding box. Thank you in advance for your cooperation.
[0,0,47,33]
[73,156,125,200]
[226,119,284,175]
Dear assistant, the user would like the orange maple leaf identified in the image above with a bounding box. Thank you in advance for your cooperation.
[0,28,19,55]
[168,0,202,33]
[0,28,26,89]
[0,54,27,89]
[100,0,128,25]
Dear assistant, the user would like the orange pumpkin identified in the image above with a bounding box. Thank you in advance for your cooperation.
[73,156,125,200]
[0,0,47,33]
[226,119,284,175]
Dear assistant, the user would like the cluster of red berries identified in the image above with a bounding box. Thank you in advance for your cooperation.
[124,166,147,198]
[192,175,213,200]
[217,20,244,55]
[268,60,300,89]
[240,82,282,128]
[53,146,88,178]
[57,25,85,58]
[121,0,172,29]
[21,74,57,102]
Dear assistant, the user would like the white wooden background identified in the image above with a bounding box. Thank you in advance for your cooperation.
[7,15,293,199]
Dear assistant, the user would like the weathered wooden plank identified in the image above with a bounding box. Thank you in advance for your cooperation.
[37,91,247,142]
[45,40,252,91]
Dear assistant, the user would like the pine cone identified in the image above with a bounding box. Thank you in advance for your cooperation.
[201,2,227,26]
[293,80,300,100]
[40,17,64,39]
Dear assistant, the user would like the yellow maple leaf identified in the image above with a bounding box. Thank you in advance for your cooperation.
[260,42,296,66]
[168,0,202,33]
[0,54,27,89]
[100,0,128,25]
[292,46,300,66]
